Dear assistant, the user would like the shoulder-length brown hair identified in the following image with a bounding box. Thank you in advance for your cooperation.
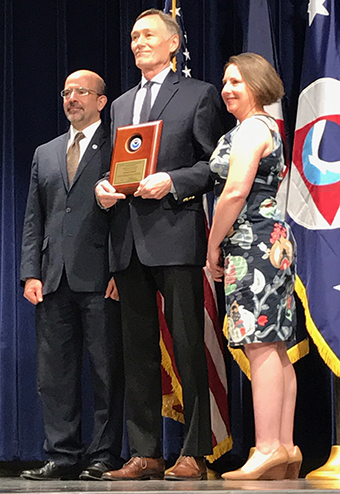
[225,52,284,106]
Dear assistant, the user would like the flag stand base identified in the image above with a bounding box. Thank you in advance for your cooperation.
[306,377,340,480]
[306,376,340,479]
[306,445,340,480]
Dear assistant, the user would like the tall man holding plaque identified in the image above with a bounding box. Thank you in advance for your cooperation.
[96,9,223,481]
[20,70,124,481]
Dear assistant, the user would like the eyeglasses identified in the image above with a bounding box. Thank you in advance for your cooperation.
[60,87,102,98]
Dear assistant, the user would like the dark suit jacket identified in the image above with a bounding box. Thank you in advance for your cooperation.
[21,124,112,295]
[109,70,223,271]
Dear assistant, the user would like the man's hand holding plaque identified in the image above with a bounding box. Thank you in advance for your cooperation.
[134,172,172,200]
[109,120,163,195]
[95,180,126,209]
[96,171,173,208]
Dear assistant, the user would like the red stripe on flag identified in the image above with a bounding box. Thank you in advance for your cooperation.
[158,292,181,384]
[203,270,224,351]
[205,347,230,428]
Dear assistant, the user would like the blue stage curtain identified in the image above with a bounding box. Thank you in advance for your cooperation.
[0,0,333,473]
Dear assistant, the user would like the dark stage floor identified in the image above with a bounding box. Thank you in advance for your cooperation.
[1,478,340,494]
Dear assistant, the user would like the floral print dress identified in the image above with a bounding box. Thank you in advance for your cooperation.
[210,115,296,347]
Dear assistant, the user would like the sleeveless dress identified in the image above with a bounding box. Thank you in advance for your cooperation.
[210,115,296,347]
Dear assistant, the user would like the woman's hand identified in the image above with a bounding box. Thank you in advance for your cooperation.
[206,245,224,282]
[105,277,119,301]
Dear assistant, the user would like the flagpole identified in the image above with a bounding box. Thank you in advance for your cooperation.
[171,0,177,72]
[171,0,176,16]
[306,377,340,480]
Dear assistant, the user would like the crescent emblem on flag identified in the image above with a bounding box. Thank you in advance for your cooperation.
[304,119,340,184]
[289,77,340,228]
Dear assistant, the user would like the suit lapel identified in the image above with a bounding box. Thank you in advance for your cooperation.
[149,70,180,121]
[71,124,107,189]
[58,132,70,192]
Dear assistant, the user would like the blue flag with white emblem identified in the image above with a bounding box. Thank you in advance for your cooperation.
[287,0,340,375]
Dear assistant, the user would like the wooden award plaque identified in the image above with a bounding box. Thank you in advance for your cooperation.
[109,120,163,195]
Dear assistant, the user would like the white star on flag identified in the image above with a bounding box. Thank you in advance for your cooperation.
[163,0,192,78]
[183,48,190,61]
[169,7,181,16]
[308,0,329,26]
[182,65,192,77]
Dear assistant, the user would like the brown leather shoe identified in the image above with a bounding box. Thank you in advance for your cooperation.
[164,456,207,480]
[101,457,165,480]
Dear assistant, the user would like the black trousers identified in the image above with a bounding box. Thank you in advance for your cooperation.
[35,273,124,468]
[115,250,212,458]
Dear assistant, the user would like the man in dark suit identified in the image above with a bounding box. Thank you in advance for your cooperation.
[96,10,223,481]
[20,70,124,481]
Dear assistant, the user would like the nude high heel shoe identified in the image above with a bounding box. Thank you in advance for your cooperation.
[221,445,288,481]
[286,446,303,479]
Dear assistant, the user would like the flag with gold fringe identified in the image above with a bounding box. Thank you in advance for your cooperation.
[159,259,233,462]
[159,0,233,461]
[286,0,340,376]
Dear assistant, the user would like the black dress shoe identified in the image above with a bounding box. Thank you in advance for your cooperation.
[20,461,81,480]
[79,462,111,480]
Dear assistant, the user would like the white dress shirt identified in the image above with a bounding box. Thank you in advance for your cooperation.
[68,119,102,161]
[132,66,171,125]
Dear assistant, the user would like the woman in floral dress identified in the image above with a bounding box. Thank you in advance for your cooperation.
[207,53,301,480]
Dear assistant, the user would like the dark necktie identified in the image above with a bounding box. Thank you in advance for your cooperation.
[139,81,154,123]
[67,131,85,185]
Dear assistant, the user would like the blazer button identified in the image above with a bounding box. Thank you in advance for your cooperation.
[65,207,71,213]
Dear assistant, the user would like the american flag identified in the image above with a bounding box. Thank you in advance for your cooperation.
[158,248,232,461]
[163,0,192,78]
[159,0,232,463]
